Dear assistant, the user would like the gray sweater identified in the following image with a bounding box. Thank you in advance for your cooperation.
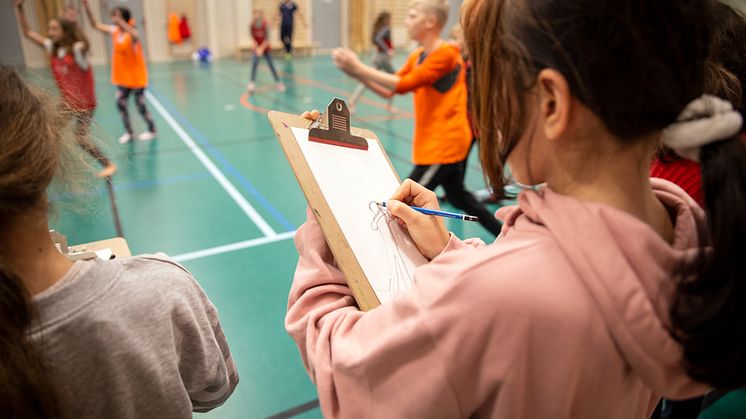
[30,255,238,418]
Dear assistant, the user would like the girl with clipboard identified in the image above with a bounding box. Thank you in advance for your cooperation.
[286,0,745,417]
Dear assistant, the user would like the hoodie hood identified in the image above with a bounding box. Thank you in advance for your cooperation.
[497,178,708,398]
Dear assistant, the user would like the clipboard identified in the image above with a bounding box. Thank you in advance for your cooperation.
[51,230,132,260]
[268,98,426,311]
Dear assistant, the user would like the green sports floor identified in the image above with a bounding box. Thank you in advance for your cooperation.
[24,54,501,418]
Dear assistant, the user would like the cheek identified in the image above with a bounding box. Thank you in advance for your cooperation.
[407,19,422,33]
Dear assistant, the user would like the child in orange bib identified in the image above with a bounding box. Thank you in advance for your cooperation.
[332,0,502,236]
[83,0,156,144]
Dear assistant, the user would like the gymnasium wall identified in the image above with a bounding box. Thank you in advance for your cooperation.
[11,0,745,67]
[0,1,26,67]
[370,0,463,50]
[9,0,108,68]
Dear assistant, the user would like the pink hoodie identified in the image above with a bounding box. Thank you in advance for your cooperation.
[286,178,708,418]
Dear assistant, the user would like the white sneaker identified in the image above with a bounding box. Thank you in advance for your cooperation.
[137,131,157,141]
[246,82,256,92]
[276,82,287,92]
[118,133,132,144]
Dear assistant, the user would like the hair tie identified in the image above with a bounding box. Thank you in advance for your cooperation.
[661,95,742,162]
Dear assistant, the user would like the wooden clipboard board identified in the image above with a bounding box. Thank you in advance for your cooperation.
[268,98,403,311]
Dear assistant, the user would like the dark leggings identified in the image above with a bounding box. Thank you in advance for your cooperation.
[280,25,293,54]
[251,52,280,82]
[409,162,503,236]
[116,86,156,135]
[74,109,111,167]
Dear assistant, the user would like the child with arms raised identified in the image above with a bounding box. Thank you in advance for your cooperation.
[82,0,157,144]
[15,0,116,178]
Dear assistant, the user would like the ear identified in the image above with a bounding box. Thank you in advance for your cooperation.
[536,69,571,142]
[424,13,438,30]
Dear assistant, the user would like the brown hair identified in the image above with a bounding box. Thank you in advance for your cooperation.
[372,11,391,44]
[51,17,90,56]
[463,0,712,198]
[669,1,746,389]
[0,66,64,418]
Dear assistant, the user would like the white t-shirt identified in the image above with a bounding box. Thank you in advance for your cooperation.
[43,39,89,70]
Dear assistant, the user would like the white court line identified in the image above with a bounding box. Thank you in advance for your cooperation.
[145,90,277,237]
[172,231,297,262]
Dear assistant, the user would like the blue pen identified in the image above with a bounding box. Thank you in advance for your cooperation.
[375,201,479,222]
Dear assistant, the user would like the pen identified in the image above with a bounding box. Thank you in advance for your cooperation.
[375,201,479,222]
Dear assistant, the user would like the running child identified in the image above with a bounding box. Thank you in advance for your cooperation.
[333,0,503,236]
[347,11,395,113]
[15,0,117,178]
[82,0,157,145]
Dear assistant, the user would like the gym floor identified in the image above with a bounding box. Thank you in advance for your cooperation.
[25,54,502,418]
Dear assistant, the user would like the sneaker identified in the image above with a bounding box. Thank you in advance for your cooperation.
[246,82,256,92]
[118,133,132,144]
[137,131,157,141]
[96,163,118,178]
[284,53,292,60]
[276,82,287,92]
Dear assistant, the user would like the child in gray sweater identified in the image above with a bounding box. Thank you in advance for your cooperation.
[0,66,237,418]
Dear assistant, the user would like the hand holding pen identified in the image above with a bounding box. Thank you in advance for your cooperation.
[386,179,452,260]
[375,201,478,222]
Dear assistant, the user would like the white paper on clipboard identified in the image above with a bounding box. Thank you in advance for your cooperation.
[291,127,427,304]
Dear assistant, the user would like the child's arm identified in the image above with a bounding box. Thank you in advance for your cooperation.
[82,0,116,34]
[373,27,390,54]
[334,48,401,91]
[295,5,307,27]
[255,40,269,56]
[72,42,90,70]
[358,78,396,99]
[15,0,46,46]
[161,262,239,412]
[286,209,485,417]
[112,13,140,42]
[391,47,457,94]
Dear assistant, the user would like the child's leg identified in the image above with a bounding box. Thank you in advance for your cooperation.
[407,164,450,190]
[133,89,156,133]
[74,110,110,167]
[115,86,133,134]
[74,110,117,177]
[440,162,503,236]
[264,53,280,81]
[281,25,293,54]
[348,83,365,111]
[251,52,260,82]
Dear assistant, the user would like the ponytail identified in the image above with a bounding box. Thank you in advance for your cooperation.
[0,263,64,418]
[671,133,746,389]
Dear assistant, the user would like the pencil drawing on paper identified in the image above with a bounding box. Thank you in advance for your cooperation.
[369,201,415,296]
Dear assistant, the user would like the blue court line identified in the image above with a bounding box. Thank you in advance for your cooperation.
[147,88,296,232]
[49,172,212,202]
